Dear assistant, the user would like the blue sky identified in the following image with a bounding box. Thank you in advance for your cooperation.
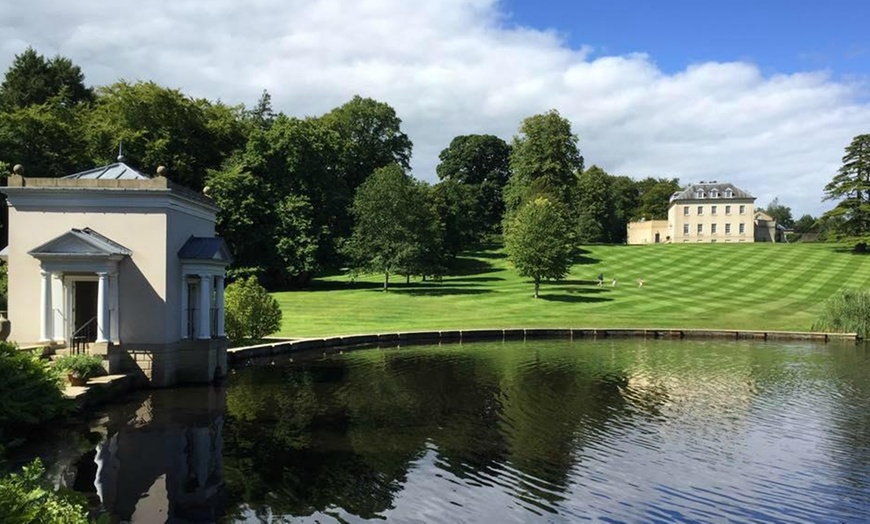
[503,0,869,79]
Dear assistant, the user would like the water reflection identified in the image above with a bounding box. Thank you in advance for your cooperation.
[42,339,870,523]
[52,387,226,522]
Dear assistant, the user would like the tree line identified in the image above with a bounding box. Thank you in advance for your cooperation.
[1,48,865,292]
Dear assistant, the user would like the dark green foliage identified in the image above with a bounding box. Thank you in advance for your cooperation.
[322,95,413,192]
[794,214,817,234]
[206,162,279,282]
[0,99,91,178]
[53,353,106,380]
[86,81,246,190]
[0,47,93,110]
[0,459,92,524]
[345,164,443,290]
[575,166,617,243]
[504,197,573,298]
[812,288,870,339]
[430,179,478,256]
[225,276,282,344]
[437,134,512,236]
[823,134,870,240]
[275,194,320,284]
[634,177,681,220]
[0,342,66,445]
[505,110,583,214]
[761,197,795,228]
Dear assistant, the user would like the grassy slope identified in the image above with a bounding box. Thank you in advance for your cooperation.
[272,243,870,338]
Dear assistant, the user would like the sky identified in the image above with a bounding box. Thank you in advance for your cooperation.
[1,0,869,217]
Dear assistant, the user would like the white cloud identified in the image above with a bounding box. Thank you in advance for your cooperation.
[1,0,868,215]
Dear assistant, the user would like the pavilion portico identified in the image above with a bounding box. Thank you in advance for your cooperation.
[29,228,129,348]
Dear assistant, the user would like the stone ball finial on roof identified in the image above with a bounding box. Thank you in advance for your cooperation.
[156,166,167,176]
[12,164,24,175]
[202,185,211,195]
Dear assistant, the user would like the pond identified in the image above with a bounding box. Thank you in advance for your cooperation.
[28,338,870,522]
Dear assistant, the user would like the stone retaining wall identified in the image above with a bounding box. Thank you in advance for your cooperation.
[228,328,858,365]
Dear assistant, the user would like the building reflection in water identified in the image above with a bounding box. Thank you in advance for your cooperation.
[64,386,227,522]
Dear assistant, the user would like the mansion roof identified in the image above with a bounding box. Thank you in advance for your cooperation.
[670,182,754,203]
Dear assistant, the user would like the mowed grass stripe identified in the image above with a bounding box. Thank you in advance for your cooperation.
[272,243,870,337]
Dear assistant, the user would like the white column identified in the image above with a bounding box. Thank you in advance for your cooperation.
[39,270,53,342]
[109,272,120,343]
[52,274,64,342]
[180,274,189,339]
[197,274,212,339]
[215,275,225,337]
[96,272,109,343]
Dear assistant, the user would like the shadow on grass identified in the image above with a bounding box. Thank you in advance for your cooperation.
[572,249,600,265]
[393,287,494,297]
[448,256,497,276]
[538,294,613,303]
[554,279,600,286]
[554,287,611,295]
[306,280,384,291]
[446,276,505,283]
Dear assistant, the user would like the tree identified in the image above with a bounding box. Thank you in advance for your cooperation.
[436,134,511,235]
[575,166,616,243]
[812,288,870,339]
[762,197,794,228]
[224,276,282,344]
[505,110,583,214]
[0,47,94,110]
[822,134,870,239]
[0,100,91,178]
[345,164,439,291]
[206,162,280,281]
[86,81,245,190]
[634,177,681,220]
[504,197,573,298]
[609,175,641,243]
[321,95,413,192]
[275,194,320,284]
[794,214,817,234]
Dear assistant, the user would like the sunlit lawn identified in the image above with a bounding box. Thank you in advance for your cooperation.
[272,243,870,338]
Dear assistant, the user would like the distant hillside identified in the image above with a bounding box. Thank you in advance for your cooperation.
[273,243,870,338]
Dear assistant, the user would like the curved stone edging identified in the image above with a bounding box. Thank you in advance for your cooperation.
[227,328,859,365]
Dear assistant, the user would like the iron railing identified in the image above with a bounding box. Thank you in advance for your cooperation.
[71,316,97,354]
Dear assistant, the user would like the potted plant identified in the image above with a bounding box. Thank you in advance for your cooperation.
[54,354,106,386]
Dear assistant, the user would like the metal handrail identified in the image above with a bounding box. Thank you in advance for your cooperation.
[71,316,97,355]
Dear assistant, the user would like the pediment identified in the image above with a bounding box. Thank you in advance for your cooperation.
[28,228,132,258]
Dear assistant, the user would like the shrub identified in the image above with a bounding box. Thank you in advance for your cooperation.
[0,458,92,524]
[53,354,106,380]
[812,288,870,339]
[225,276,282,345]
[0,342,66,446]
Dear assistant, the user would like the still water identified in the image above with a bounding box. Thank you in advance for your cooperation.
[33,339,870,522]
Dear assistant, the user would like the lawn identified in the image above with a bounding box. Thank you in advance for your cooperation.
[272,243,870,338]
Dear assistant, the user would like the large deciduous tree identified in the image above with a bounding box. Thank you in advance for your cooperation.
[345,164,440,291]
[321,95,413,192]
[504,197,573,298]
[505,110,583,214]
[634,177,681,220]
[822,134,870,239]
[575,166,616,243]
[436,134,511,236]
[86,81,246,190]
[762,197,794,228]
